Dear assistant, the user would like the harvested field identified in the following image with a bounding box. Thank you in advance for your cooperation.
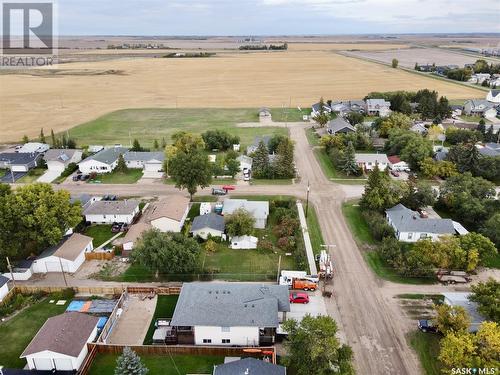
[287,43,409,51]
[0,50,484,142]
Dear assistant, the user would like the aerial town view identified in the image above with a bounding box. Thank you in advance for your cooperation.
[0,1,499,375]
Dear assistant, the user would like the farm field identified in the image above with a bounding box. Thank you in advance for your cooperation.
[67,108,288,148]
[0,49,484,142]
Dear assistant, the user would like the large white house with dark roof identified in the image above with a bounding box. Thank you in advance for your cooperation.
[171,283,290,346]
[78,146,128,174]
[83,200,139,224]
[222,199,269,229]
[386,204,458,242]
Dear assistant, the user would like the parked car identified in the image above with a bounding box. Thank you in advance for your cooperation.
[76,170,82,175]
[418,319,438,333]
[390,170,400,177]
[243,175,250,182]
[81,174,90,181]
[212,188,227,196]
[120,223,129,232]
[223,185,236,191]
[289,292,309,304]
[111,222,122,233]
[72,175,81,181]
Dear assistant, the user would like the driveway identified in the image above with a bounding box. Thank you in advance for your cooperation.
[288,291,328,321]
[37,169,62,183]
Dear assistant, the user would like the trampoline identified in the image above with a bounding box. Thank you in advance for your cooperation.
[66,300,85,312]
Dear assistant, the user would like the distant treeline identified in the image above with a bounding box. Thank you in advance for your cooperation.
[163,52,216,58]
[239,43,288,51]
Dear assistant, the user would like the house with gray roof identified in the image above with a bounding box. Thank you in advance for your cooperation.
[463,99,495,116]
[0,152,42,172]
[78,146,128,174]
[365,99,391,117]
[222,199,269,229]
[124,151,165,172]
[355,153,390,171]
[44,149,82,172]
[171,283,290,346]
[190,213,225,240]
[443,293,486,333]
[477,142,500,157]
[311,102,332,116]
[327,117,355,135]
[486,89,500,104]
[83,199,139,224]
[0,274,11,302]
[247,136,272,155]
[386,204,458,242]
[213,358,286,375]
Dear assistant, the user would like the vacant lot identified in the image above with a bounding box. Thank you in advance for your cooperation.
[67,108,288,148]
[1,50,483,142]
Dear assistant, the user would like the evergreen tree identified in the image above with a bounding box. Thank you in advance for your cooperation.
[39,128,46,143]
[360,165,402,212]
[153,139,159,150]
[477,119,486,135]
[161,137,167,149]
[61,134,67,148]
[339,142,359,176]
[115,347,148,375]
[22,135,29,143]
[115,154,128,173]
[67,138,76,149]
[318,96,325,114]
[131,139,143,152]
[484,125,495,142]
[275,137,295,178]
[252,140,270,178]
[50,129,56,146]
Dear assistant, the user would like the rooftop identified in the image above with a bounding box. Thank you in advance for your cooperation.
[43,149,79,163]
[148,196,190,222]
[80,146,128,165]
[191,213,225,233]
[222,199,269,219]
[83,200,139,216]
[0,152,41,165]
[327,117,355,133]
[0,274,9,287]
[116,222,151,245]
[38,233,93,261]
[124,151,164,162]
[386,204,456,235]
[171,283,290,328]
[355,153,390,164]
[214,358,286,375]
[443,292,486,332]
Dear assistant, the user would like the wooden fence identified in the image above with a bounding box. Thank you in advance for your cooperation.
[85,252,114,261]
[14,285,125,296]
[126,285,181,295]
[0,285,16,306]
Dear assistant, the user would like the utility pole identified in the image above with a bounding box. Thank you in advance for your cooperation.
[305,180,310,218]
[58,257,68,287]
[6,257,15,288]
[276,255,282,284]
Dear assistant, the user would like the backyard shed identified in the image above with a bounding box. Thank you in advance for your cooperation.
[229,235,258,250]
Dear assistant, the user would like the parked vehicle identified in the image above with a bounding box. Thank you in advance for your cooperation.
[243,174,250,182]
[437,270,471,284]
[72,175,81,181]
[318,250,333,279]
[291,278,317,291]
[223,185,236,191]
[81,174,90,181]
[418,319,438,333]
[212,188,227,196]
[111,222,122,233]
[289,292,309,304]
[390,170,400,177]
[120,223,129,232]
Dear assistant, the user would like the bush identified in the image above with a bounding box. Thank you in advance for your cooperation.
[362,210,395,241]
[60,162,78,178]
[258,239,274,251]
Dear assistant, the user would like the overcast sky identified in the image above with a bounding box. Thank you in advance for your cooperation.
[48,0,500,35]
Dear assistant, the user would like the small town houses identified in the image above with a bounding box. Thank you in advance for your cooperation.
[83,199,140,224]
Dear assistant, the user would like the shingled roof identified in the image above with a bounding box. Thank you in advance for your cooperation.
[214,358,286,375]
[386,204,455,235]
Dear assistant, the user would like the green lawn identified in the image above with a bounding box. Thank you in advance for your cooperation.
[408,331,442,375]
[305,202,324,255]
[90,169,143,184]
[143,295,179,345]
[459,115,491,123]
[270,107,310,122]
[484,253,500,269]
[305,128,321,146]
[251,179,293,185]
[83,225,117,247]
[66,108,288,149]
[341,202,376,246]
[88,353,224,375]
[313,148,365,181]
[16,168,46,183]
[0,297,68,368]
[191,195,218,202]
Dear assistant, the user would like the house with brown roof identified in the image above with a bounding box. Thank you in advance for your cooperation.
[20,312,99,372]
[32,233,93,273]
[148,196,190,233]
[114,222,151,255]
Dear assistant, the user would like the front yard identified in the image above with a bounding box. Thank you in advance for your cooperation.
[16,168,46,183]
[408,331,442,375]
[90,169,143,184]
[313,148,366,183]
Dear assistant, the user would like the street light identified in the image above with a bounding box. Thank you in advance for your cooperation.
[305,180,310,218]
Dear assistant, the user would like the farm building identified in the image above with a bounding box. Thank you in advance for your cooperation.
[259,107,272,121]
[190,213,225,240]
[78,146,128,174]
[43,149,83,172]
[171,283,290,346]
[20,312,99,371]
[222,199,269,229]
[0,275,10,302]
[0,152,42,172]
[32,233,93,274]
[115,222,151,255]
[213,358,286,375]
[83,200,139,224]
[229,235,258,250]
[148,196,190,232]
[355,153,389,171]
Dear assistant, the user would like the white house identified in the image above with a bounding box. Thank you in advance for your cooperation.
[355,153,389,171]
[386,204,458,242]
[229,235,258,250]
[32,233,93,274]
[222,199,269,229]
[486,89,500,104]
[311,102,332,117]
[78,146,128,174]
[17,142,50,154]
[190,213,225,240]
[442,293,486,333]
[115,222,151,256]
[388,156,409,171]
[463,99,494,116]
[20,312,99,371]
[0,275,10,302]
[171,283,290,346]
[410,123,427,135]
[44,149,83,172]
[83,200,139,224]
[365,99,391,117]
[0,152,42,172]
[237,155,253,171]
[148,196,190,232]
[124,151,164,172]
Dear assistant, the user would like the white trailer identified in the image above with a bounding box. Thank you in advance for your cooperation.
[319,250,333,279]
[279,270,319,286]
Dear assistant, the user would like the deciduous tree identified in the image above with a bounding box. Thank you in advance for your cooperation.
[225,208,255,237]
[169,148,212,199]
[435,303,471,335]
[470,278,500,323]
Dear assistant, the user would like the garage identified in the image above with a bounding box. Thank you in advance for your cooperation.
[33,358,53,370]
[54,357,74,371]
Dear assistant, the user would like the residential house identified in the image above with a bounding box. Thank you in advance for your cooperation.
[326,117,355,135]
[418,64,434,72]
[190,213,225,240]
[386,204,457,242]
[115,222,151,256]
[410,123,427,135]
[123,151,164,173]
[388,156,409,171]
[213,358,286,375]
[20,312,99,371]
[477,142,500,157]
[365,99,391,117]
[237,155,253,171]
[0,275,10,302]
[148,196,190,232]
[463,100,494,116]
[229,235,258,250]
[88,145,104,153]
[2,259,35,281]
[44,149,83,172]
[83,200,139,224]
[247,136,272,155]
[330,101,350,114]
[170,283,290,346]
[468,73,491,85]
[486,89,500,104]
[222,199,269,229]
[355,153,389,171]
[442,293,486,333]
[17,142,50,154]
[32,233,93,274]
[311,102,332,117]
[70,194,102,211]
[450,105,463,117]
[0,152,42,172]
[78,146,128,174]
[349,100,366,114]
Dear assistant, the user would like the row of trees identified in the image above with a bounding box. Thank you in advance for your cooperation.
[251,137,295,179]
[201,130,240,151]
[34,128,76,149]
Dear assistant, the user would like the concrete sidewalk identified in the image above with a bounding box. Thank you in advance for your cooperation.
[296,201,318,275]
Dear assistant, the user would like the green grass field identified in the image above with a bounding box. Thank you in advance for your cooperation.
[88,353,224,375]
[143,295,179,345]
[83,225,117,247]
[90,169,143,184]
[16,168,46,183]
[306,202,325,255]
[66,108,289,149]
[270,107,310,122]
[408,331,442,375]
[313,148,365,182]
[305,128,321,146]
[341,202,377,246]
[0,297,68,368]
